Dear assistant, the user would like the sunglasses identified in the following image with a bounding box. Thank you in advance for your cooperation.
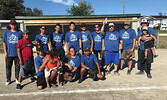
[41,28,45,30]
[95,26,99,28]
[81,25,86,27]
[109,25,114,28]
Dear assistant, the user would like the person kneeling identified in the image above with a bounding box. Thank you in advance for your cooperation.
[78,47,103,83]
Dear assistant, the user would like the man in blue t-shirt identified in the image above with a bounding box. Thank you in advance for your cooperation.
[35,45,46,90]
[78,47,103,83]
[65,22,82,54]
[119,23,136,74]
[80,23,93,52]
[3,20,23,85]
[92,24,105,67]
[50,23,65,61]
[35,26,51,53]
[136,18,157,78]
[101,22,123,75]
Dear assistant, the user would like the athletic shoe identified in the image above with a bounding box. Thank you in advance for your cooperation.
[114,71,120,75]
[16,84,22,90]
[127,70,131,75]
[30,77,36,82]
[144,56,147,59]
[78,78,84,83]
[5,81,11,86]
[147,74,152,78]
[154,55,158,58]
[136,71,144,75]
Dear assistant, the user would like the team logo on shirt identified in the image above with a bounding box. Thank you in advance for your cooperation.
[122,31,129,39]
[82,35,88,42]
[94,35,101,42]
[109,33,117,40]
[70,34,77,42]
[54,35,61,42]
[41,37,47,44]
[68,60,76,68]
[9,34,18,44]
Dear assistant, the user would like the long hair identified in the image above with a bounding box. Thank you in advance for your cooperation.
[47,49,59,59]
[67,46,75,61]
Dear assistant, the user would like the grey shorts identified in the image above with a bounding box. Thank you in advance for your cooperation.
[19,58,35,77]
[120,49,135,59]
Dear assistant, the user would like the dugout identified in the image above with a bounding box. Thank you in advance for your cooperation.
[15,14,140,41]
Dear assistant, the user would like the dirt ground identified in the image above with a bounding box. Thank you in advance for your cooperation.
[0,49,167,100]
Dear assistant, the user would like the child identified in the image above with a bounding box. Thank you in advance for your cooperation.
[35,45,46,90]
[44,49,60,88]
[138,26,158,59]
[16,30,35,90]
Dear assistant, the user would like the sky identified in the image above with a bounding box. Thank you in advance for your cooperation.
[24,0,167,16]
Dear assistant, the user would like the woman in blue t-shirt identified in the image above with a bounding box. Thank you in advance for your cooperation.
[3,20,23,86]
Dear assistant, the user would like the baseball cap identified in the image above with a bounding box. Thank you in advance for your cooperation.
[23,30,31,35]
[142,26,148,31]
[36,45,44,51]
[124,21,130,26]
[81,23,86,27]
[84,47,90,51]
[141,18,149,24]
[108,23,115,27]
[10,20,17,25]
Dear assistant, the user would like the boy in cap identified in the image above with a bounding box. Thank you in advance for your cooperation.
[16,30,35,90]
[78,47,103,83]
[138,26,158,59]
[35,45,46,90]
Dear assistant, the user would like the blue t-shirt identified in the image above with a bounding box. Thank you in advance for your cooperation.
[63,55,80,68]
[35,34,50,53]
[104,31,121,51]
[137,27,157,51]
[50,32,64,50]
[120,28,136,49]
[3,29,23,57]
[92,31,103,50]
[81,31,93,50]
[65,31,81,51]
[35,55,45,77]
[81,53,98,70]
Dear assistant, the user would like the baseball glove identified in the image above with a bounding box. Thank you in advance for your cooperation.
[126,51,135,60]
[64,72,72,81]
[100,51,105,58]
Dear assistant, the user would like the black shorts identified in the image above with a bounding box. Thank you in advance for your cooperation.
[138,49,153,64]
[144,41,154,49]
[37,75,46,87]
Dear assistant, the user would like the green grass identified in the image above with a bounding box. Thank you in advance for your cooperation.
[157,36,167,48]
[156,30,167,34]
[0,29,5,38]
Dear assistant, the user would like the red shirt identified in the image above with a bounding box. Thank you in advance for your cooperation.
[45,55,59,69]
[17,39,33,63]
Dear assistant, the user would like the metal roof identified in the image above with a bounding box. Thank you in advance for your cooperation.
[15,14,141,20]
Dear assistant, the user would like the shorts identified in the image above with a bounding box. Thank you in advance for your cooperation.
[104,51,119,65]
[44,67,60,77]
[120,49,135,59]
[37,75,46,87]
[19,58,35,77]
[138,49,153,64]
[144,41,154,49]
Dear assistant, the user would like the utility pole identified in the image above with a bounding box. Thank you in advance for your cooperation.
[123,0,125,14]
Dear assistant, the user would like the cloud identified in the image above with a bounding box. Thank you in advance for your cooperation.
[47,0,77,6]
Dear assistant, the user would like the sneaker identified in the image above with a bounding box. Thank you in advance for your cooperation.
[30,77,36,82]
[144,56,147,59]
[147,74,152,78]
[154,55,158,58]
[16,84,22,90]
[114,71,120,75]
[78,78,84,83]
[5,81,11,86]
[127,70,131,75]
[136,71,144,75]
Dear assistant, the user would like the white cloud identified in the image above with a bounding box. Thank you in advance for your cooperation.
[47,0,77,6]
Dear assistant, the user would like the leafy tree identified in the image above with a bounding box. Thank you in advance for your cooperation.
[33,8,43,16]
[25,7,33,16]
[67,1,94,16]
[0,0,25,19]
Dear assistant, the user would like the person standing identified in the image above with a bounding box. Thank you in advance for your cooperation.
[35,26,51,54]
[65,22,82,54]
[136,18,157,78]
[101,22,123,74]
[3,20,23,85]
[119,23,136,74]
[80,23,93,52]
[50,23,65,61]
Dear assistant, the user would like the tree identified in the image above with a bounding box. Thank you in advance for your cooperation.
[33,8,43,16]
[0,0,25,19]
[25,7,33,16]
[67,1,94,16]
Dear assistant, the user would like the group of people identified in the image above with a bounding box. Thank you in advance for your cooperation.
[2,18,157,90]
